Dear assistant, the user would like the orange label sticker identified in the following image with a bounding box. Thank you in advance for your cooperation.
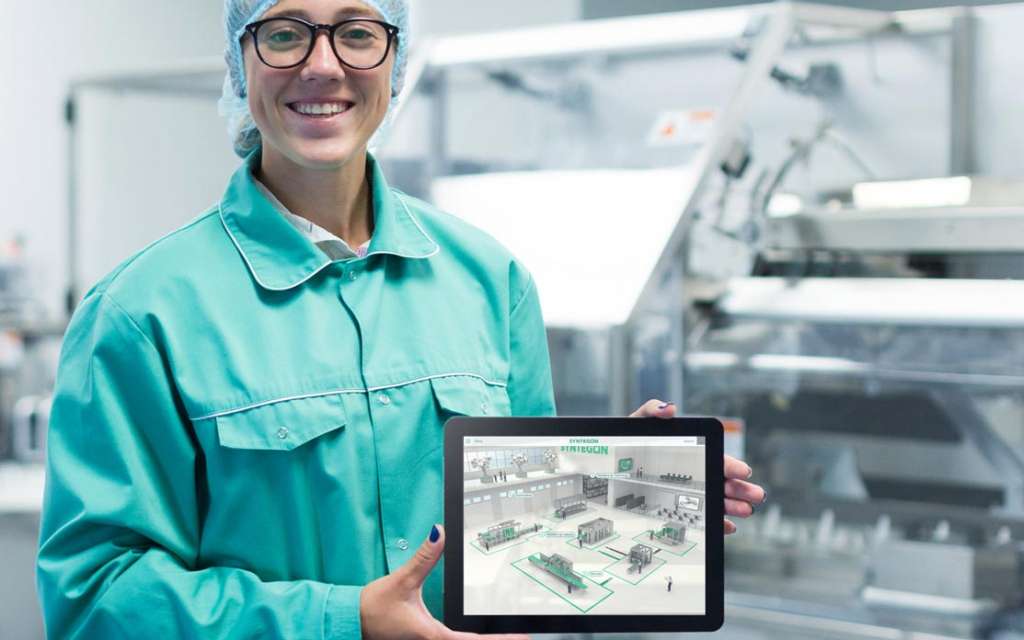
[647,109,716,147]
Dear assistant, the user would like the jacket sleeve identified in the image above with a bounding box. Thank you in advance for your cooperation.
[507,266,557,417]
[36,292,361,640]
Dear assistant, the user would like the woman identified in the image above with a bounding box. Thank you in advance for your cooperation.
[36,0,766,638]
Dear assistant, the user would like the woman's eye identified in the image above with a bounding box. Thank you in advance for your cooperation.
[268,29,302,43]
[340,28,374,41]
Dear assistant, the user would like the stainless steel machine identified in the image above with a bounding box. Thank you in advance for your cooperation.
[378,3,1024,637]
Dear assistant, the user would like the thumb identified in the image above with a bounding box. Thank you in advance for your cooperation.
[397,524,444,589]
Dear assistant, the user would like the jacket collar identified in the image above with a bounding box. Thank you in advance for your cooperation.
[219,151,438,291]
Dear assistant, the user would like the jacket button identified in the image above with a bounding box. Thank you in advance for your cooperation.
[378,393,391,405]
[396,538,409,550]
[276,427,289,440]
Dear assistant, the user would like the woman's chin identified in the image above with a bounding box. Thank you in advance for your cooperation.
[281,139,365,171]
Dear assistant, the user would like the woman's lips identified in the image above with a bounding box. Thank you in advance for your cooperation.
[283,101,355,135]
[286,101,354,118]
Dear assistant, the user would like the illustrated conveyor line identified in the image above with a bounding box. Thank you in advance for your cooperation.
[528,553,588,590]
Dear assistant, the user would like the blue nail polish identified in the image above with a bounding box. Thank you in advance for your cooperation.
[429,525,440,543]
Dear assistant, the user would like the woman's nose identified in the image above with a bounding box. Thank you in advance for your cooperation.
[301,32,346,80]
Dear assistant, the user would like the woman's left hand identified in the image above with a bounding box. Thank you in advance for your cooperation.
[630,399,766,535]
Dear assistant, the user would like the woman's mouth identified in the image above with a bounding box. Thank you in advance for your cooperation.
[286,101,354,118]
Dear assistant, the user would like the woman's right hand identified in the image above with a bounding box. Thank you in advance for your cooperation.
[360,524,529,640]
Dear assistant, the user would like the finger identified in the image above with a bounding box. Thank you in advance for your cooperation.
[396,524,444,590]
[629,398,676,418]
[724,518,737,535]
[725,479,766,503]
[724,455,752,480]
[442,627,529,640]
[725,498,754,517]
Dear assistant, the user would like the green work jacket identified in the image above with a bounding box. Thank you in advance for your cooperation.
[36,152,556,639]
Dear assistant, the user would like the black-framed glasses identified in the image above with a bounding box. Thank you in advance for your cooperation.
[245,17,400,71]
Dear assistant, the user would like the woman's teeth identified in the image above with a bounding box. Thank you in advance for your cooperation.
[291,103,350,116]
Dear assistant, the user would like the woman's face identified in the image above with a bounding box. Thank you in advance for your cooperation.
[243,0,395,171]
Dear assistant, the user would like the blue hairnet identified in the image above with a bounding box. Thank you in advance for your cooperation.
[219,0,410,157]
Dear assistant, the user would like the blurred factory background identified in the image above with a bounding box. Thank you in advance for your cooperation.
[3,1,1024,638]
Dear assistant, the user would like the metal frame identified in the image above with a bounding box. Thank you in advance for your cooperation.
[950,8,977,175]
[715,277,1024,327]
[765,205,1024,253]
[620,3,960,409]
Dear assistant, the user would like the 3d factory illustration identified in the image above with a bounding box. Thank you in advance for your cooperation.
[463,437,707,616]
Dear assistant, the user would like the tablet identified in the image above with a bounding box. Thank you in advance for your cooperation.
[443,417,724,634]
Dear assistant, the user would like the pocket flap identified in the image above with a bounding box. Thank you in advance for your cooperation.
[214,394,347,451]
[430,376,509,417]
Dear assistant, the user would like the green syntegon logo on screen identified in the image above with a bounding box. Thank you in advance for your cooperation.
[618,458,633,471]
[560,444,609,455]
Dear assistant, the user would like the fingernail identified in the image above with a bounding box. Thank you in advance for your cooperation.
[750,503,757,515]
[746,466,753,478]
[658,402,675,409]
[429,525,440,543]
[761,490,768,503]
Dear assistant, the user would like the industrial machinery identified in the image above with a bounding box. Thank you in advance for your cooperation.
[470,456,494,484]
[0,243,35,327]
[582,475,608,501]
[528,553,587,594]
[553,494,587,519]
[657,522,687,546]
[614,494,646,512]
[511,453,529,479]
[477,520,541,550]
[659,473,693,485]
[578,517,614,545]
[370,3,1024,637]
[11,395,50,463]
[628,544,654,574]
[543,449,559,473]
[656,505,704,532]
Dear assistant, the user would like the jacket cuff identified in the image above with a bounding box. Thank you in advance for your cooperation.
[323,584,364,639]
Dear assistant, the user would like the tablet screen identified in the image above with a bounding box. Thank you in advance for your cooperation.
[462,435,706,616]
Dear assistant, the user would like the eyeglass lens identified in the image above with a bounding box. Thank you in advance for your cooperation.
[256,19,391,69]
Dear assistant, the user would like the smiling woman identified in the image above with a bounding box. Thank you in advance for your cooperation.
[35,1,763,639]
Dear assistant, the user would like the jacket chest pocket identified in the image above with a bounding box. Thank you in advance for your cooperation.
[430,375,511,418]
[214,394,347,451]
